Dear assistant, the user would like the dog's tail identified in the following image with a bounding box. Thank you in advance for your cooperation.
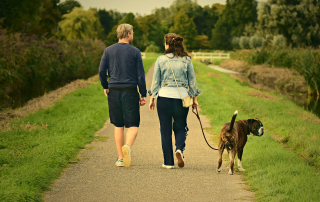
[228,110,238,132]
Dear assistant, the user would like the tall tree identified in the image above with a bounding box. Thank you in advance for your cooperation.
[257,0,320,47]
[169,12,198,51]
[30,0,61,36]
[0,0,41,32]
[59,7,103,40]
[105,13,145,50]
[58,0,81,15]
[211,0,258,50]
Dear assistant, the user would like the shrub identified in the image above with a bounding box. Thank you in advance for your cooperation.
[231,37,240,49]
[239,36,250,49]
[273,35,287,48]
[0,29,106,109]
[144,42,160,52]
[249,36,263,49]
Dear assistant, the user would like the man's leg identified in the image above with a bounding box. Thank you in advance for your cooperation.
[114,126,124,159]
[126,127,138,148]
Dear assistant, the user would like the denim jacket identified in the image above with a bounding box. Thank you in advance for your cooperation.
[148,53,201,98]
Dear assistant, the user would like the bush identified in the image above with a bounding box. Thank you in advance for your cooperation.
[273,35,287,48]
[249,36,263,49]
[0,29,106,109]
[239,36,250,49]
[231,37,240,49]
[144,42,160,52]
[231,47,320,95]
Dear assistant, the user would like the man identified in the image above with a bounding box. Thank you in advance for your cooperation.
[99,23,147,168]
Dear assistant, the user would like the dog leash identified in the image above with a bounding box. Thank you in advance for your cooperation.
[192,106,218,150]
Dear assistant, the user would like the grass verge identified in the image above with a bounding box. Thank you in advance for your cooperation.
[0,56,155,201]
[193,60,320,201]
[0,81,108,201]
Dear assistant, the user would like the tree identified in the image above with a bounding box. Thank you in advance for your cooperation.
[59,7,103,40]
[169,12,197,51]
[256,0,320,47]
[211,0,258,50]
[0,0,41,32]
[30,0,61,36]
[105,13,145,50]
[58,0,81,16]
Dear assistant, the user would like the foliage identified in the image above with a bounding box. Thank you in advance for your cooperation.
[211,0,258,50]
[144,42,160,53]
[272,35,287,48]
[169,12,198,51]
[239,36,250,49]
[0,29,105,109]
[195,61,320,201]
[256,0,320,47]
[231,37,240,49]
[249,35,263,49]
[59,7,103,40]
[0,0,61,37]
[231,48,320,95]
[58,0,81,15]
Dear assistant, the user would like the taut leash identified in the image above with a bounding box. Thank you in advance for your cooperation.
[192,106,218,150]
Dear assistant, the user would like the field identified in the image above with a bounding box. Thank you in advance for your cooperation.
[193,60,320,201]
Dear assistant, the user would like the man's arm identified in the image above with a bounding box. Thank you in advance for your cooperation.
[136,51,147,98]
[99,50,109,96]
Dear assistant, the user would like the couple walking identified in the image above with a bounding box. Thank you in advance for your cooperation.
[98,23,201,169]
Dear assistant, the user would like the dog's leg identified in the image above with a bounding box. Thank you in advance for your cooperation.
[228,150,236,175]
[237,149,245,172]
[217,142,224,173]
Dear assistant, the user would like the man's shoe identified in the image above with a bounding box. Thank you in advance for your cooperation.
[122,144,131,167]
[115,159,124,167]
[162,164,174,169]
[175,149,184,168]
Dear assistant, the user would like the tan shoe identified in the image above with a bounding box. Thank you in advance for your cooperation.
[122,144,131,167]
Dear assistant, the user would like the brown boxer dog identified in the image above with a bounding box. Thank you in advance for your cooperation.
[217,110,264,175]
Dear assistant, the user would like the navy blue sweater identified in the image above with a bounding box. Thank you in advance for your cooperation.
[99,43,147,97]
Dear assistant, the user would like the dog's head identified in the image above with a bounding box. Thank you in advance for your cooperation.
[248,118,264,136]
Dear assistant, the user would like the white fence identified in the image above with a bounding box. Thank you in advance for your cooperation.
[141,52,146,59]
[191,52,230,62]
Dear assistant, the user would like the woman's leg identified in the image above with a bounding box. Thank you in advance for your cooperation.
[157,97,174,166]
[172,99,189,152]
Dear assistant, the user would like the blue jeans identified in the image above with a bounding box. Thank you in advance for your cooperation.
[157,96,189,166]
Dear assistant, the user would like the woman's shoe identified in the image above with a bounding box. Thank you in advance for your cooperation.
[175,149,184,168]
[122,144,131,167]
[162,164,174,169]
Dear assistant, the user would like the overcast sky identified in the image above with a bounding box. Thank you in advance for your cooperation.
[60,0,266,16]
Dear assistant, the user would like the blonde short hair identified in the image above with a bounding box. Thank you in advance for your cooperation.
[117,24,133,39]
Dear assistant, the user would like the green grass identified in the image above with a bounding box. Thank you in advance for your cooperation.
[0,57,155,202]
[193,60,320,201]
[143,52,162,73]
[0,82,109,201]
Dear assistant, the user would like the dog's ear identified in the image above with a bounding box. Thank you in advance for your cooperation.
[247,119,254,128]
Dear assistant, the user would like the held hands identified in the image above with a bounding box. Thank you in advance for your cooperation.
[104,89,109,97]
[140,97,147,106]
[149,98,155,112]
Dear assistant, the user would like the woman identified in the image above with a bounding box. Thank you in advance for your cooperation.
[148,33,201,169]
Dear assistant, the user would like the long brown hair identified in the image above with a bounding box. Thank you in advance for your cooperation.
[164,33,191,58]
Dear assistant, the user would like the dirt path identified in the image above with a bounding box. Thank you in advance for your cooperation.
[43,64,255,202]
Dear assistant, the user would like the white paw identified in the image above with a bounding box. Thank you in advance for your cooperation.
[228,169,234,175]
[217,168,222,173]
[238,167,245,172]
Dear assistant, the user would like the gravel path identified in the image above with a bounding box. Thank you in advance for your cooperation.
[43,64,255,202]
